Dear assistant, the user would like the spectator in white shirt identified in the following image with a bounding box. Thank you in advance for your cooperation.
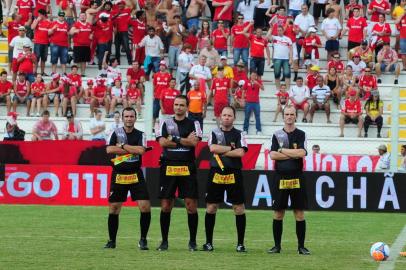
[89,109,106,141]
[177,43,195,94]
[237,0,259,22]
[375,144,391,172]
[294,5,315,65]
[106,111,123,142]
[9,26,32,82]
[347,53,366,79]
[321,8,342,60]
[288,0,305,18]
[271,25,293,90]
[289,77,310,122]
[309,76,332,123]
[189,55,212,92]
[136,27,165,78]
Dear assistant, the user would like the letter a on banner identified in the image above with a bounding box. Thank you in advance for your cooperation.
[378,174,400,210]
[252,175,272,207]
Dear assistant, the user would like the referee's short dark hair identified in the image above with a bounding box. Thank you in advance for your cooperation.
[175,94,189,106]
[222,105,236,117]
[296,76,303,81]
[282,104,297,116]
[122,107,137,118]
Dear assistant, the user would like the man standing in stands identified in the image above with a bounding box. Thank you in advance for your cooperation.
[48,11,69,75]
[268,105,310,255]
[153,61,172,130]
[156,95,202,251]
[70,12,93,76]
[112,0,132,65]
[104,107,151,250]
[31,9,51,76]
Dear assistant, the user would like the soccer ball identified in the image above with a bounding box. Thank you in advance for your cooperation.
[370,242,390,261]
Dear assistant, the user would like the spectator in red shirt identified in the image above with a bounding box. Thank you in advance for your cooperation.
[31,9,51,76]
[90,77,110,117]
[12,72,31,116]
[67,65,84,102]
[211,19,229,56]
[130,10,147,65]
[48,11,69,74]
[126,62,146,84]
[17,43,36,83]
[45,73,62,116]
[231,14,252,67]
[397,13,406,69]
[232,80,246,109]
[70,12,93,76]
[95,12,113,70]
[327,53,345,74]
[112,0,132,65]
[16,0,34,25]
[0,71,13,114]
[305,65,320,91]
[210,67,231,124]
[243,71,264,135]
[232,60,249,89]
[152,61,172,127]
[367,0,391,22]
[160,78,181,119]
[273,84,290,122]
[341,7,367,50]
[244,25,271,78]
[212,0,233,29]
[345,0,364,19]
[339,89,363,137]
[358,67,378,100]
[126,81,142,116]
[371,13,392,57]
[60,76,78,117]
[31,73,46,117]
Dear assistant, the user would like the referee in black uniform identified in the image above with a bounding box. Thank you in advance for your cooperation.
[203,106,248,253]
[155,95,202,251]
[268,105,310,255]
[104,107,151,250]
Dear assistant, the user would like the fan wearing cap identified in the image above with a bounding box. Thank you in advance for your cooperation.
[309,75,332,123]
[358,67,378,100]
[31,9,51,76]
[211,19,229,57]
[231,15,252,67]
[130,10,147,65]
[347,52,366,79]
[83,79,95,104]
[375,42,401,84]
[109,77,127,115]
[232,61,249,89]
[339,89,363,137]
[90,77,110,117]
[327,53,345,75]
[126,80,142,116]
[0,71,13,114]
[364,90,383,138]
[212,56,234,79]
[16,42,36,83]
[244,25,271,79]
[48,11,69,75]
[341,7,367,51]
[210,66,231,124]
[111,0,132,65]
[9,25,32,82]
[16,0,34,25]
[60,76,79,117]
[302,27,322,68]
[12,72,31,116]
[30,73,47,117]
[4,14,23,73]
[187,79,207,130]
[62,111,83,140]
[94,12,113,70]
[69,12,93,77]
[4,112,25,141]
[305,65,320,91]
[348,40,374,68]
[44,73,62,116]
[232,79,246,109]
[136,27,165,77]
[160,78,181,119]
[273,84,289,122]
[152,60,172,125]
[32,110,59,141]
[375,144,391,172]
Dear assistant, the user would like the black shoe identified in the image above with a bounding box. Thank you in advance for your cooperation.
[302,118,307,123]
[202,243,214,251]
[188,241,198,251]
[138,238,149,250]
[378,78,382,84]
[104,240,116,249]
[298,247,311,255]
[236,244,247,253]
[364,133,368,138]
[267,246,281,254]
[377,133,381,138]
[156,240,168,251]
[394,79,398,85]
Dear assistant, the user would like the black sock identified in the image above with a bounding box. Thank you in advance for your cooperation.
[188,212,198,243]
[205,212,216,244]
[273,219,283,248]
[140,212,151,239]
[160,211,171,242]
[108,214,119,242]
[236,214,246,245]
[296,220,306,249]
[294,71,298,81]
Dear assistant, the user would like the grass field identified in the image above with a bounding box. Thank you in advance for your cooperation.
[0,205,405,270]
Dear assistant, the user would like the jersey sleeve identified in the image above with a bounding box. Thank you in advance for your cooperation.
[155,121,168,140]
[138,131,147,147]
[207,131,217,146]
[270,134,279,152]
[237,131,248,152]
[193,120,203,140]
[298,131,308,156]
[109,130,117,146]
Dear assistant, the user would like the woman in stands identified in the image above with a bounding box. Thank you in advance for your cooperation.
[197,20,211,52]
[61,76,78,117]
[44,73,62,117]
[341,65,356,99]
[324,67,341,108]
[30,73,46,117]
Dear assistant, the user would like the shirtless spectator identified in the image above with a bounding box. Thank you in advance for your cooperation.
[186,0,206,31]
[32,110,59,141]
[145,0,158,27]
[157,0,182,26]
[166,15,187,74]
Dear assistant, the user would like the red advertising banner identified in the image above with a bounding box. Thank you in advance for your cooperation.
[264,151,381,172]
[0,164,125,206]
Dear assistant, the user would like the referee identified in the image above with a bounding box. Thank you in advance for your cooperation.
[203,106,248,252]
[104,107,151,250]
[268,105,310,255]
[155,95,202,251]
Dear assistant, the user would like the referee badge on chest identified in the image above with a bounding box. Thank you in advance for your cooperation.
[293,143,297,149]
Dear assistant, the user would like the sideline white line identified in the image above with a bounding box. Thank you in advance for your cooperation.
[378,225,406,270]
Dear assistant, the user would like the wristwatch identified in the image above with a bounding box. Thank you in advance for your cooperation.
[167,135,173,141]
[278,148,283,153]
[120,143,125,149]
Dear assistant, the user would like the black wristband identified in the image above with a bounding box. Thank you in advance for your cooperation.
[172,136,181,144]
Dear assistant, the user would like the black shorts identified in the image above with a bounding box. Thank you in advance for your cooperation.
[205,168,245,205]
[109,170,150,203]
[34,44,49,62]
[325,40,339,52]
[348,41,360,51]
[271,173,308,210]
[344,115,359,124]
[159,161,198,199]
[73,46,91,63]
[313,3,326,18]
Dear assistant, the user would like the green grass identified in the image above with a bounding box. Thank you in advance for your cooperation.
[0,205,405,270]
